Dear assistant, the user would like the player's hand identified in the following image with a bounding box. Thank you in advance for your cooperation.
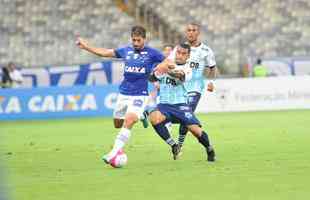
[154,82,160,91]
[76,37,88,49]
[207,81,215,92]
[166,60,175,70]
[167,69,185,81]
[154,60,175,74]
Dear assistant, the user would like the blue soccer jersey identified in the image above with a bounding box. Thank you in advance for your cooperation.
[115,46,165,96]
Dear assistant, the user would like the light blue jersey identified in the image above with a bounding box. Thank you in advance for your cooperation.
[168,42,216,94]
[156,63,192,104]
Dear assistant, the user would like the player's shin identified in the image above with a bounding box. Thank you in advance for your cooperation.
[178,124,188,147]
[197,130,216,162]
[198,131,211,148]
[107,128,131,160]
[152,120,181,160]
[152,120,176,146]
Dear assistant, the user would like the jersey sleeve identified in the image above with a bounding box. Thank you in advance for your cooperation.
[114,47,127,59]
[153,50,165,63]
[149,49,165,71]
[205,48,216,67]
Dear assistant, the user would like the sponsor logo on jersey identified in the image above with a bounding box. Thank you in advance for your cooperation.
[164,77,177,86]
[190,62,199,69]
[125,66,146,73]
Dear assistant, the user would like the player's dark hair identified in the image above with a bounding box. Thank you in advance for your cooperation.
[131,25,146,38]
[179,43,191,54]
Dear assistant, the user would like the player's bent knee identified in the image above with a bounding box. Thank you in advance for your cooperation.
[187,125,203,138]
[149,111,165,125]
[123,113,139,128]
[124,118,138,126]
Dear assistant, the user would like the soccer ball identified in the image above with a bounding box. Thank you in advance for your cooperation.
[110,149,128,168]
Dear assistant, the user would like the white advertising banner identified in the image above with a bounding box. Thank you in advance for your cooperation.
[197,76,310,113]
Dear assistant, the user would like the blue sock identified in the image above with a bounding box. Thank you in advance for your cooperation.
[153,121,176,146]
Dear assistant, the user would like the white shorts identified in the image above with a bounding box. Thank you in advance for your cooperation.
[113,94,148,119]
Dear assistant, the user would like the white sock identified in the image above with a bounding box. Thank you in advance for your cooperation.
[107,128,131,160]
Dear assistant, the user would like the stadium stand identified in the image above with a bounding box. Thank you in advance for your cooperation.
[0,0,136,67]
[135,0,310,73]
[1,0,310,74]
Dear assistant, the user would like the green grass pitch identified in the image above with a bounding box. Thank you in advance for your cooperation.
[1,110,310,200]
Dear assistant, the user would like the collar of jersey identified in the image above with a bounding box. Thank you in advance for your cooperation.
[131,45,146,53]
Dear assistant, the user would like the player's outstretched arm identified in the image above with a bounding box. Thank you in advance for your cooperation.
[76,37,115,58]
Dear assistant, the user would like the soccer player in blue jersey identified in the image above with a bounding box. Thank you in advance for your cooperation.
[76,26,165,164]
[149,43,216,161]
[167,23,217,151]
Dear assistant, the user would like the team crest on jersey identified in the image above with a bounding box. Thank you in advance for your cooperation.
[184,112,193,119]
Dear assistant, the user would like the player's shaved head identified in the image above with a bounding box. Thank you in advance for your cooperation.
[179,43,191,54]
[185,23,201,46]
[187,22,201,30]
[175,43,190,65]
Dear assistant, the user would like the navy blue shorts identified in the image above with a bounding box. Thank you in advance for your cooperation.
[187,92,201,112]
[156,103,201,126]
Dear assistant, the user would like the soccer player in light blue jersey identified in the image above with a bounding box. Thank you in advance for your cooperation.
[77,26,165,164]
[145,44,174,114]
[149,43,216,161]
[168,23,217,150]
